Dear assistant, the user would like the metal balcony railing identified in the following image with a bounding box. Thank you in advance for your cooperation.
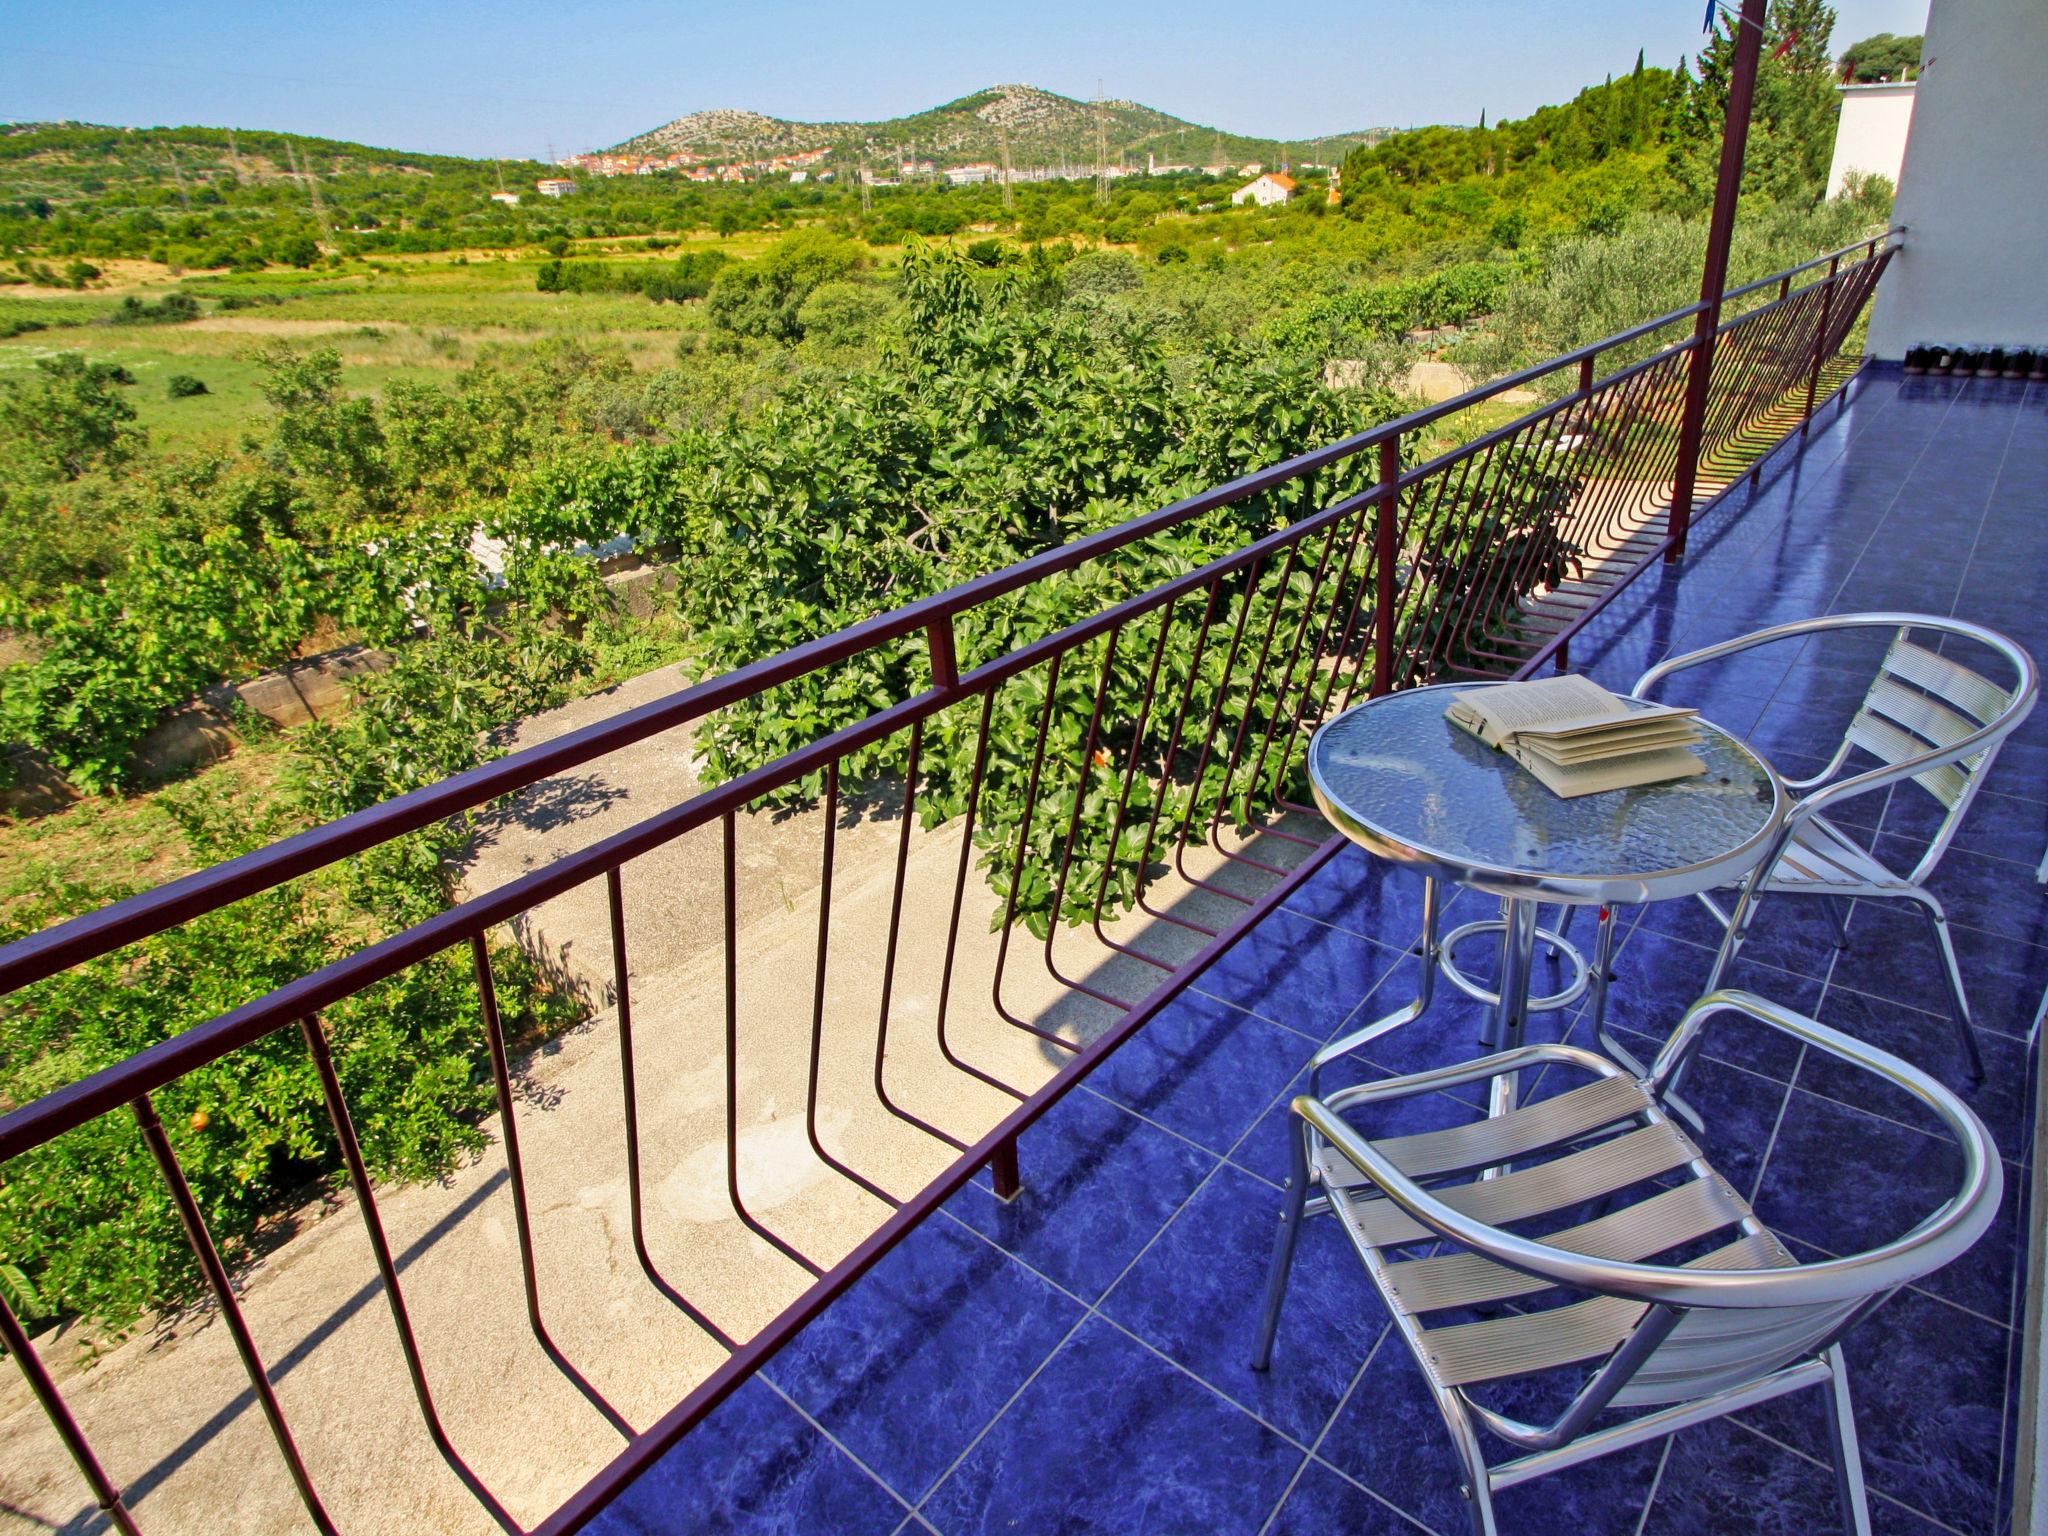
[0,230,1898,1536]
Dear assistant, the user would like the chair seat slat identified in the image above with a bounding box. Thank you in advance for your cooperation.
[1417,1234,1788,1387]
[1324,1121,1700,1246]
[1370,1174,1753,1315]
[1362,1076,1652,1182]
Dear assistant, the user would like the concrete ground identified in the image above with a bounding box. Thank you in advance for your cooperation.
[0,665,1310,1535]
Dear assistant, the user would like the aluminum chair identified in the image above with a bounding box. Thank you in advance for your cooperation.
[1252,991,2001,1536]
[1632,614,2038,1081]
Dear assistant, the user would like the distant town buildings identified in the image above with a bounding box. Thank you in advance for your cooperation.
[553,142,1243,189]
[490,191,521,206]
[535,179,577,198]
[1231,172,1295,207]
[556,145,832,183]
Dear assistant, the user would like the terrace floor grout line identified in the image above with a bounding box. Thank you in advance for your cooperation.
[1728,1415,1980,1536]
[906,1107,1254,1519]
[1629,1437,1678,1536]
[757,1375,928,1524]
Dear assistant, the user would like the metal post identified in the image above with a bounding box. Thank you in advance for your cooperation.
[1666,0,1769,563]
[926,614,960,690]
[1372,435,1400,695]
[990,1134,1021,1201]
[1803,256,1840,433]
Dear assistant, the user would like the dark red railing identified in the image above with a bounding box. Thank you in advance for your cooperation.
[0,230,1897,1535]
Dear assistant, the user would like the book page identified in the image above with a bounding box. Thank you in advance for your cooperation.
[1460,674,1625,736]
[1514,701,1698,739]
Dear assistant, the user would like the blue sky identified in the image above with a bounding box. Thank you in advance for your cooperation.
[3,0,1931,161]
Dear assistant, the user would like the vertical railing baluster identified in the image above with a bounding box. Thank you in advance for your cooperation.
[471,936,635,1434]
[926,614,960,691]
[720,812,825,1276]
[132,1093,339,1534]
[804,760,900,1205]
[298,1016,525,1527]
[933,691,1027,1099]
[1373,435,1400,694]
[0,1294,142,1535]
[870,720,969,1149]
[1803,256,1841,433]
[604,873,738,1348]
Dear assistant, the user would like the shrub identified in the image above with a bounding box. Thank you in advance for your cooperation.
[166,373,208,398]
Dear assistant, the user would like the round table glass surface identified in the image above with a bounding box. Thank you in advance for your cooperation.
[1306,683,1784,904]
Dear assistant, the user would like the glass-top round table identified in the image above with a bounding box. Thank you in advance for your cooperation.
[1305,682,1786,1116]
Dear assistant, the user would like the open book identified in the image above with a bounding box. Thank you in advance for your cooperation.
[1446,674,1706,798]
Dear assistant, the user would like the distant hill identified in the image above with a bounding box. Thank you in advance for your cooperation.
[0,121,551,202]
[611,84,1389,168]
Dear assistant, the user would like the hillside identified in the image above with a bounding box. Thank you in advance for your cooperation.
[612,83,1388,168]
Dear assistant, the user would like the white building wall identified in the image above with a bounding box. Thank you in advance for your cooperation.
[1825,83,1915,198]
[1866,0,2048,358]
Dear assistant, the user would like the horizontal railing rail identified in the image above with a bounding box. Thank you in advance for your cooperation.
[0,228,1900,1536]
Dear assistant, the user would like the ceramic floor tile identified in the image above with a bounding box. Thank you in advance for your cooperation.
[764,1214,1085,1501]
[945,1086,1215,1302]
[918,1316,1302,1536]
[1089,989,1318,1155]
[1099,1161,1389,1444]
[585,1378,909,1536]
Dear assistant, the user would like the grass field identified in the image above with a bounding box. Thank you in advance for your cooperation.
[0,225,1014,445]
[0,240,762,445]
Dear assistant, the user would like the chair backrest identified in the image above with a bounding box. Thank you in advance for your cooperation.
[1302,1000,2004,1448]
[1843,624,2029,840]
[1633,616,2036,878]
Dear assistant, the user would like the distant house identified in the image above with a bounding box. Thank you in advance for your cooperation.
[1231,172,1295,207]
[489,191,521,206]
[788,170,809,184]
[1827,81,1916,198]
[535,178,576,198]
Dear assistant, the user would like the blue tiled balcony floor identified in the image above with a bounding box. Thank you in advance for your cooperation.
[589,369,2048,1535]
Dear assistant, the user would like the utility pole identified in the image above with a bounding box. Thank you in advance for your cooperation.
[284,140,334,247]
[1000,122,1014,210]
[226,126,245,182]
[1094,84,1109,206]
[1667,0,1767,562]
[163,142,192,211]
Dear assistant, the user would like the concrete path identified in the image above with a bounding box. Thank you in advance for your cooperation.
[0,665,1307,1535]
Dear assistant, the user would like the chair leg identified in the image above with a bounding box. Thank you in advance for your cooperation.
[1251,1119,1311,1371]
[1908,888,1986,1082]
[1821,1346,1874,1536]
[1824,895,1853,950]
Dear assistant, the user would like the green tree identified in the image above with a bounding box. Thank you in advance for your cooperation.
[705,229,866,341]
[0,353,142,482]
[1840,32,1922,82]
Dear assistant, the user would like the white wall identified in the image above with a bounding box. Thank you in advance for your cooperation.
[1866,0,2048,358]
[1826,83,1915,198]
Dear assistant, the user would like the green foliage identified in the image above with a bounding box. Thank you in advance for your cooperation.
[0,528,326,790]
[166,373,209,398]
[0,626,589,1330]
[1465,191,1891,380]
[534,249,727,302]
[0,353,142,481]
[706,231,866,341]
[108,293,200,326]
[1674,0,1841,207]
[1339,64,1686,247]
[1840,32,1921,82]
